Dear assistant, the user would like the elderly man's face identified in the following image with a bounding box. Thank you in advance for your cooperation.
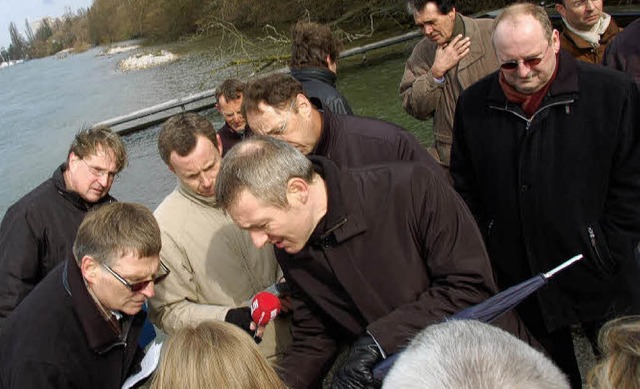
[87,251,161,316]
[556,0,603,31]
[66,145,118,203]
[494,15,560,94]
[246,101,318,155]
[413,2,456,44]
[228,189,316,254]
[217,95,247,134]
[169,134,223,198]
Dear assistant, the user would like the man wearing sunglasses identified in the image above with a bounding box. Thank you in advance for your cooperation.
[0,203,162,388]
[450,3,640,387]
[399,0,498,170]
[0,126,127,330]
[149,113,290,362]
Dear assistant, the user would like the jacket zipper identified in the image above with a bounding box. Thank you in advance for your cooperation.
[487,219,494,238]
[489,99,575,130]
[587,226,609,271]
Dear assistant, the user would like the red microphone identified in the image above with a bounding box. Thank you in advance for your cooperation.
[250,291,281,326]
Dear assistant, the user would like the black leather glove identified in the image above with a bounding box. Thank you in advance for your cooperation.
[331,334,383,389]
[224,307,252,334]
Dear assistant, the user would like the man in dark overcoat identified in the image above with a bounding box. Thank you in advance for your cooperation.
[215,136,534,389]
[450,3,640,387]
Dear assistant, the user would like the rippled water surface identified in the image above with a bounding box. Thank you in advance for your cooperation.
[0,37,431,218]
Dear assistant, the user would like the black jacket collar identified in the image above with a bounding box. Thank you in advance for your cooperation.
[487,50,580,107]
[218,122,252,140]
[307,157,367,249]
[52,164,116,211]
[311,105,333,159]
[63,257,145,354]
[291,67,337,87]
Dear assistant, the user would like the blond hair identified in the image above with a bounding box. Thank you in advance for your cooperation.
[151,321,286,389]
[588,315,640,389]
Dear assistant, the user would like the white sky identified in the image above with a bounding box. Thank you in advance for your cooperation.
[0,0,93,49]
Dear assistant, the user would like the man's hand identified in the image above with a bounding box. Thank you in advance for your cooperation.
[331,334,383,389]
[431,34,471,79]
[225,307,263,343]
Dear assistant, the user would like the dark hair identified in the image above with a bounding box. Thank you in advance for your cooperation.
[215,79,246,101]
[157,113,219,166]
[242,73,305,115]
[69,126,127,173]
[407,0,456,15]
[289,21,342,69]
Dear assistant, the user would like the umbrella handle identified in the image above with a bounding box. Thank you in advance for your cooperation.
[543,254,583,279]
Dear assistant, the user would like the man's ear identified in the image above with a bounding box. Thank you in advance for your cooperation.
[81,255,100,285]
[555,3,567,18]
[216,134,224,156]
[286,177,310,204]
[294,93,314,119]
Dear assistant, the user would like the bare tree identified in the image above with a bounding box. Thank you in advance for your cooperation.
[8,22,28,59]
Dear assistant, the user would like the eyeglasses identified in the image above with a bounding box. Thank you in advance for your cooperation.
[102,261,170,292]
[500,42,550,70]
[268,100,296,136]
[81,159,118,181]
[500,57,544,70]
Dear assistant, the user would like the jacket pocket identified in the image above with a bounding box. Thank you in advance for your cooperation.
[586,225,616,274]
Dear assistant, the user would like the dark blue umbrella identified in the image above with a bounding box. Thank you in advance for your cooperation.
[373,254,584,380]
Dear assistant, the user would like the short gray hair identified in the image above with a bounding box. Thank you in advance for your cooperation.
[73,202,161,266]
[383,320,570,389]
[215,136,314,211]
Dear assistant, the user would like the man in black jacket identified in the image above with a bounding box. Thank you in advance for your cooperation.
[215,136,535,389]
[450,3,640,387]
[215,78,253,155]
[242,72,442,175]
[0,202,167,388]
[0,126,127,329]
[289,21,353,115]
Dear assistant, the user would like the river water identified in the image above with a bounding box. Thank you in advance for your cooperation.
[0,37,429,218]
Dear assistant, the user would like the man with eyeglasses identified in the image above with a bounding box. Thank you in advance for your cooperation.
[243,72,442,174]
[0,202,163,388]
[554,0,621,64]
[215,78,253,156]
[149,113,290,362]
[450,3,640,387]
[0,126,127,330]
[399,0,498,170]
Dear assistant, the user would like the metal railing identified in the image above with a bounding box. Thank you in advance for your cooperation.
[94,30,424,135]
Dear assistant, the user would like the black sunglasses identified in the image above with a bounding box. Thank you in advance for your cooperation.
[500,56,544,70]
[103,261,170,292]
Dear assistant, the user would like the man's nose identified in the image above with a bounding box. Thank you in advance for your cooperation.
[585,0,595,10]
[250,231,269,248]
[422,24,433,36]
[200,172,214,188]
[517,63,530,77]
[141,283,155,299]
[97,173,110,187]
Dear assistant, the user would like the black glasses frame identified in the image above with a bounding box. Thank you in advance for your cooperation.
[102,261,170,292]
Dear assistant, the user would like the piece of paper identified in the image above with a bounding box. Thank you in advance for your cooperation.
[122,339,163,389]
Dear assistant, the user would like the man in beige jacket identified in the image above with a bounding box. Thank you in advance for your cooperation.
[400,0,498,169]
[149,112,290,361]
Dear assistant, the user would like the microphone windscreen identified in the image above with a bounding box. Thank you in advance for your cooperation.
[251,291,281,325]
